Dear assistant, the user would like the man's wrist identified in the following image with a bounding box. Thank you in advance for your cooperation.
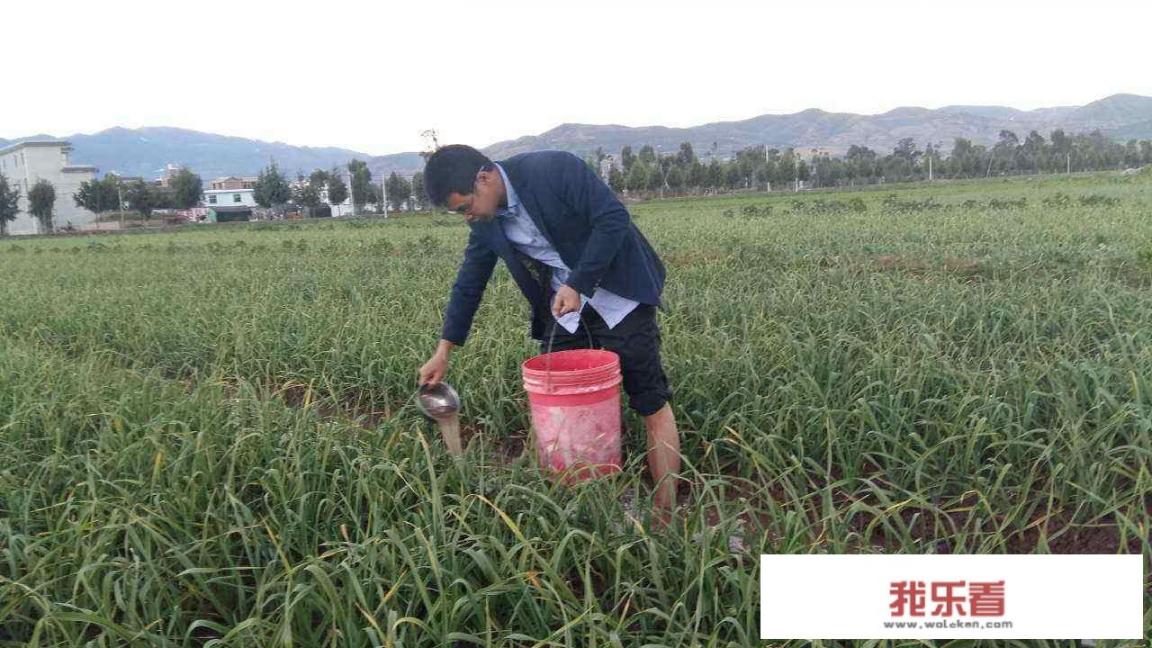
[565,273,595,298]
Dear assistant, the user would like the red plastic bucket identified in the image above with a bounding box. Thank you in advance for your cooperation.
[521,349,623,482]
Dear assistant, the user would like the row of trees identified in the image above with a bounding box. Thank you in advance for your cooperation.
[72,160,427,222]
[16,126,1138,234]
[251,160,425,216]
[0,174,58,235]
[594,129,1152,195]
[3,159,432,235]
[73,168,204,220]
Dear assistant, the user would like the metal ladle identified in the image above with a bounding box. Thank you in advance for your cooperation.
[416,382,463,456]
[416,382,460,420]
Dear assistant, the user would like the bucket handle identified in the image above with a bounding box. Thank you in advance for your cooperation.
[543,310,597,393]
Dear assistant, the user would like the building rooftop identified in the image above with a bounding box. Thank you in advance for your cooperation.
[0,140,73,156]
[210,175,259,183]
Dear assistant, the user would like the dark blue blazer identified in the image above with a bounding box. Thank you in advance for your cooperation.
[441,150,666,345]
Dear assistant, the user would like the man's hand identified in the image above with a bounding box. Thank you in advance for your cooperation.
[552,284,582,317]
[418,341,455,386]
[418,353,448,386]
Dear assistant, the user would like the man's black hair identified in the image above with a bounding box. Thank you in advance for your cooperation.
[423,145,493,207]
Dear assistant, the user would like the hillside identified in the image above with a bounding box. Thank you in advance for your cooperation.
[482,94,1152,160]
[4,94,1151,180]
[1,128,376,180]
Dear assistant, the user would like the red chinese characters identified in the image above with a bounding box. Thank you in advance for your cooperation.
[889,580,1006,617]
[969,580,1006,616]
[889,580,927,617]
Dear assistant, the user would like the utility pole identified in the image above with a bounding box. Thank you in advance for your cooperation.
[1066,152,1071,174]
[381,174,389,219]
[117,180,124,230]
[348,170,356,217]
[765,145,771,193]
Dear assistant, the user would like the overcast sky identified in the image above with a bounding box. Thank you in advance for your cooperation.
[4,0,1150,156]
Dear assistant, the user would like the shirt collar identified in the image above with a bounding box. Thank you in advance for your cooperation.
[494,162,520,218]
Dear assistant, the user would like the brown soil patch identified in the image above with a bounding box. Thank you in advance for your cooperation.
[942,256,982,274]
[664,249,728,268]
[876,255,926,271]
[695,464,1148,556]
[269,381,393,428]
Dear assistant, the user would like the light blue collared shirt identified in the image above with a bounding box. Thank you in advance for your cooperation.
[494,163,638,334]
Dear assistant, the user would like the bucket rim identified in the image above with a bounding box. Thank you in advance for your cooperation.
[521,348,620,374]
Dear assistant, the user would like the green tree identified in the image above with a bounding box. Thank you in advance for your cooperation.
[169,168,204,209]
[308,169,329,188]
[0,173,20,236]
[620,146,635,172]
[410,172,426,210]
[676,142,697,167]
[307,170,332,212]
[706,159,723,188]
[253,162,291,211]
[125,180,156,218]
[949,138,978,177]
[73,176,120,217]
[625,162,648,193]
[347,159,373,215]
[326,168,348,207]
[385,172,412,212]
[724,162,743,189]
[645,165,663,192]
[774,151,796,188]
[892,138,921,166]
[293,173,322,216]
[1021,131,1047,173]
[28,179,56,233]
[796,159,811,183]
[666,166,684,192]
[991,130,1020,175]
[367,184,385,214]
[607,166,625,193]
[687,161,707,190]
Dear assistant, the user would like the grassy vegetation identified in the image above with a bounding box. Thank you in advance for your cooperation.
[0,171,1149,646]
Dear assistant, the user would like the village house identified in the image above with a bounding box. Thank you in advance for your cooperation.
[0,140,98,234]
[203,176,259,222]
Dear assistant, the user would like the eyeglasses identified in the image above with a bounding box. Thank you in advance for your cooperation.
[446,170,485,215]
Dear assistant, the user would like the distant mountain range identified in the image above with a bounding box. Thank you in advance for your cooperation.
[3,94,1150,181]
[480,94,1152,160]
[0,127,380,181]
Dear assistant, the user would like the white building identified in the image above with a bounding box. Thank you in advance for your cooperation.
[0,141,98,234]
[204,176,259,208]
[203,186,258,208]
